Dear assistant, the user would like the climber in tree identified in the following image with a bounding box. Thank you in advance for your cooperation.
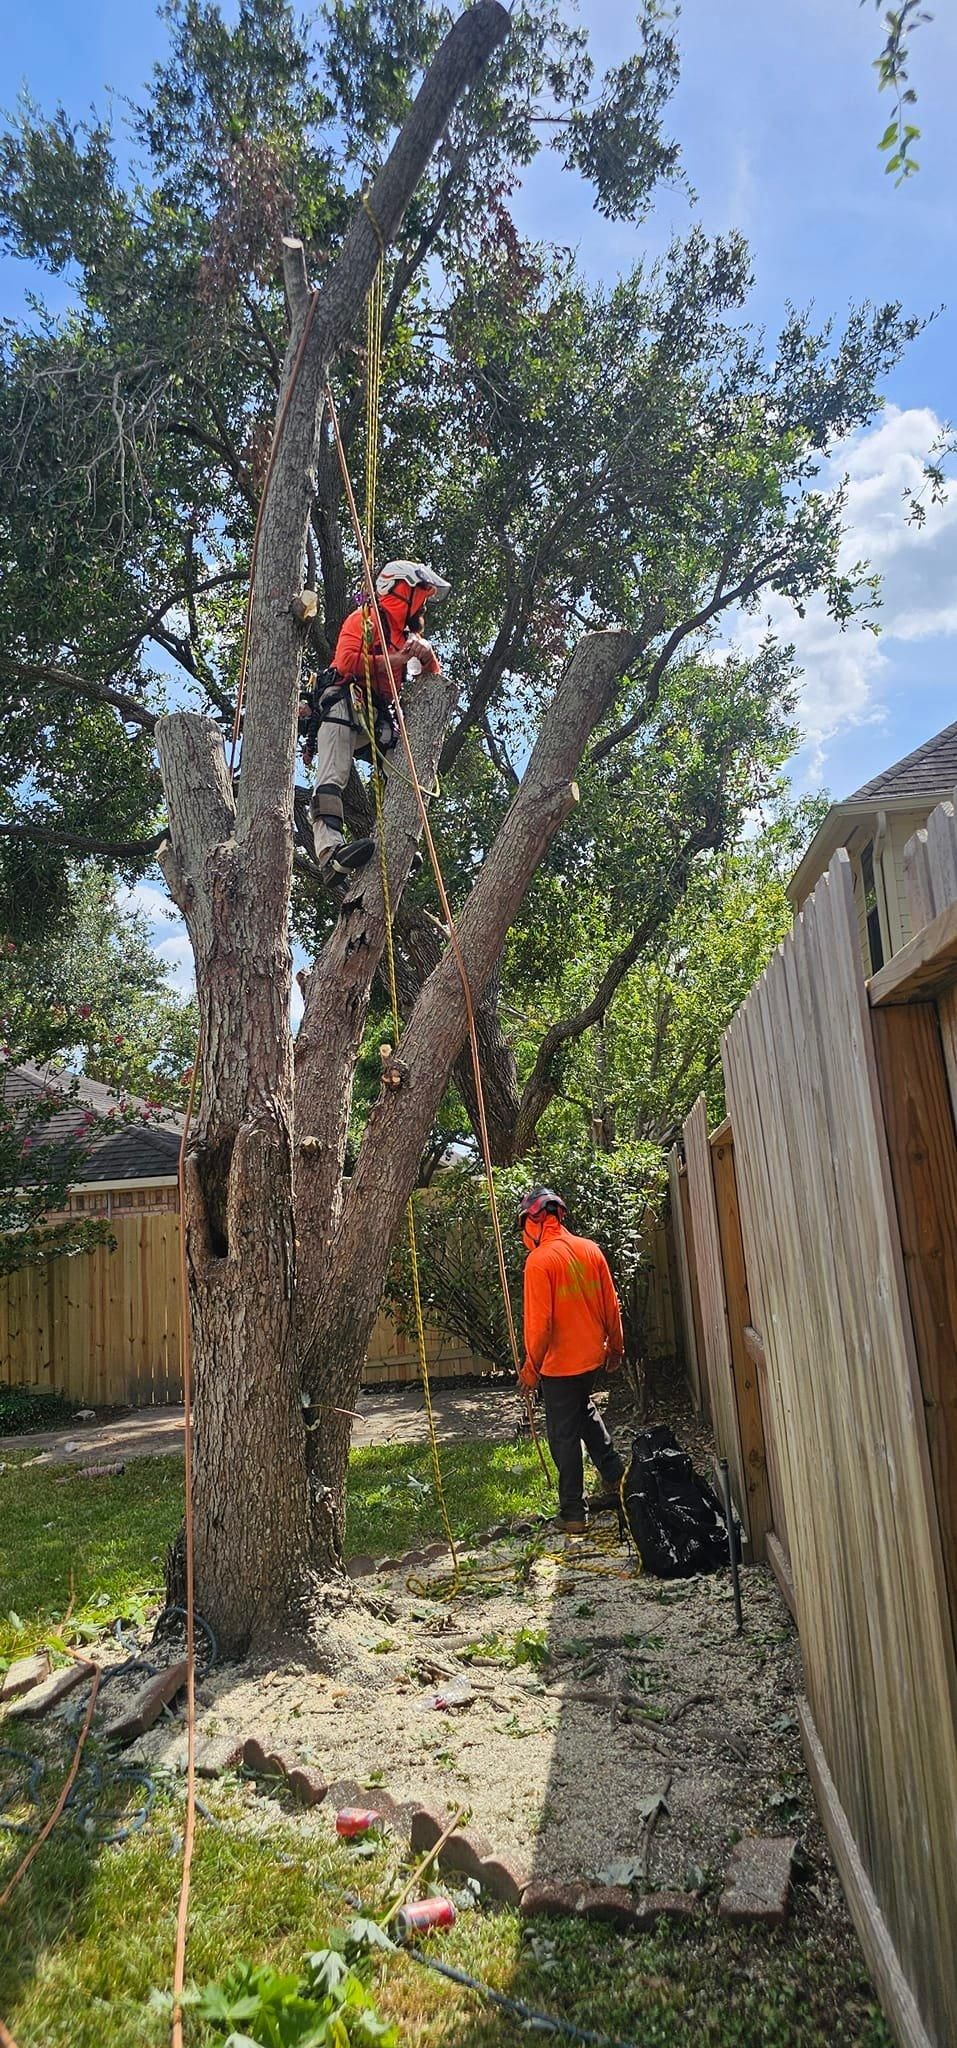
[303,560,450,882]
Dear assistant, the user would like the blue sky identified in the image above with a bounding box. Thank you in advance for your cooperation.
[2,0,956,995]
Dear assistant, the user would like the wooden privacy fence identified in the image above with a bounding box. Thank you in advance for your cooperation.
[0,1211,493,1406]
[675,833,957,2048]
[1,1197,679,1409]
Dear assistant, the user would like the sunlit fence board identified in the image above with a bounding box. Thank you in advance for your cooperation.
[723,849,957,2048]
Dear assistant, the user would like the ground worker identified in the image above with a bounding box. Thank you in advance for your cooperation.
[303,559,450,882]
[517,1187,625,1534]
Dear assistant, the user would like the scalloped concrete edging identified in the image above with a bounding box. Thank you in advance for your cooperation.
[343,1513,548,1582]
[238,1733,790,1926]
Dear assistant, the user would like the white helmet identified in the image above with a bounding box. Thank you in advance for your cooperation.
[376,559,450,601]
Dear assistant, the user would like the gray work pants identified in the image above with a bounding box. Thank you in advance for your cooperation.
[311,696,362,862]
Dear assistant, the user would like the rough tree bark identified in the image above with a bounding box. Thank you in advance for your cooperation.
[154,0,510,1654]
[156,714,308,1646]
[397,909,521,1163]
[301,631,639,1549]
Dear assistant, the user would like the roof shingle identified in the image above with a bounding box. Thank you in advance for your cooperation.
[2,1064,182,1183]
[848,718,957,804]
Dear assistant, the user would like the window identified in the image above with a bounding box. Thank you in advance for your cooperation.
[861,840,885,973]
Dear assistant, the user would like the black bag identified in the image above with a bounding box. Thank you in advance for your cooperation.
[620,1425,735,1578]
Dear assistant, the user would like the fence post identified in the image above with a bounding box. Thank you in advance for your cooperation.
[872,1000,957,1656]
[668,1146,705,1413]
[711,1122,772,1562]
[683,1098,749,1535]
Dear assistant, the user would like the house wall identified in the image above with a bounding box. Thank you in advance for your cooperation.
[885,807,931,951]
[842,809,936,974]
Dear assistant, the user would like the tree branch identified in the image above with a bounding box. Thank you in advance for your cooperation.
[439,577,530,774]
[396,902,521,1159]
[0,820,166,859]
[302,627,640,1395]
[513,818,725,1152]
[102,570,247,676]
[243,292,284,391]
[480,710,519,788]
[293,668,455,1342]
[0,658,157,732]
[591,562,780,764]
[169,419,258,509]
[234,0,511,853]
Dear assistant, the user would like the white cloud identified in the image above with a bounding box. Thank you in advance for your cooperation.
[115,879,181,927]
[730,405,957,780]
[154,932,196,999]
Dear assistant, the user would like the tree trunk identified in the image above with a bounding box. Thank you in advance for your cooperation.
[301,631,639,1533]
[154,1,510,1648]
[397,911,522,1163]
[156,715,309,1654]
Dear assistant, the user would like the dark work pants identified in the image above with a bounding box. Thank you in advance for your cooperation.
[540,1369,624,1521]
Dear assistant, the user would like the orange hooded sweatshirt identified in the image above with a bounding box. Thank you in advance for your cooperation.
[332,591,436,703]
[521,1215,624,1378]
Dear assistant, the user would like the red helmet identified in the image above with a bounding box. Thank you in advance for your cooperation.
[516,1186,566,1231]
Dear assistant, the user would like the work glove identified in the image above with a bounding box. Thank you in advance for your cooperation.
[401,633,440,676]
[518,1358,541,1391]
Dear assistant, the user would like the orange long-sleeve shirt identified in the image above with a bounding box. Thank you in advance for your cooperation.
[332,592,432,703]
[522,1216,624,1378]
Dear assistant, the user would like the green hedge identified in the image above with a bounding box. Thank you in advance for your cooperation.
[0,1384,75,1435]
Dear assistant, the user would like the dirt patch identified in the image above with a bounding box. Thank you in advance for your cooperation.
[122,1527,812,1901]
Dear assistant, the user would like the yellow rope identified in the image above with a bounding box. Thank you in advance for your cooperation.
[361,258,459,1589]
[324,375,552,1489]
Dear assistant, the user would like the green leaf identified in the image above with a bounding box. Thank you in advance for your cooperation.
[342,1916,395,1955]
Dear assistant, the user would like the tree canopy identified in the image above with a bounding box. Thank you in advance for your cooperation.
[0,862,195,1269]
[0,0,922,1183]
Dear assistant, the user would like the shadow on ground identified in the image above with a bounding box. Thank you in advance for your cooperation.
[0,1379,894,2048]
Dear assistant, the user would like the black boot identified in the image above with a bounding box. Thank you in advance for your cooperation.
[320,838,375,886]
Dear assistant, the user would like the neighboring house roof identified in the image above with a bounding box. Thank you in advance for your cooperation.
[845,718,957,805]
[3,1063,183,1184]
[788,717,957,910]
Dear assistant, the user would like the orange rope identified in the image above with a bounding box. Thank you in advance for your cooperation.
[323,378,549,1476]
[170,1042,201,2048]
[0,1651,101,1913]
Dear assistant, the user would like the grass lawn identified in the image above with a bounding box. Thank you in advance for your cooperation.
[0,1441,546,1661]
[0,1450,893,2048]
